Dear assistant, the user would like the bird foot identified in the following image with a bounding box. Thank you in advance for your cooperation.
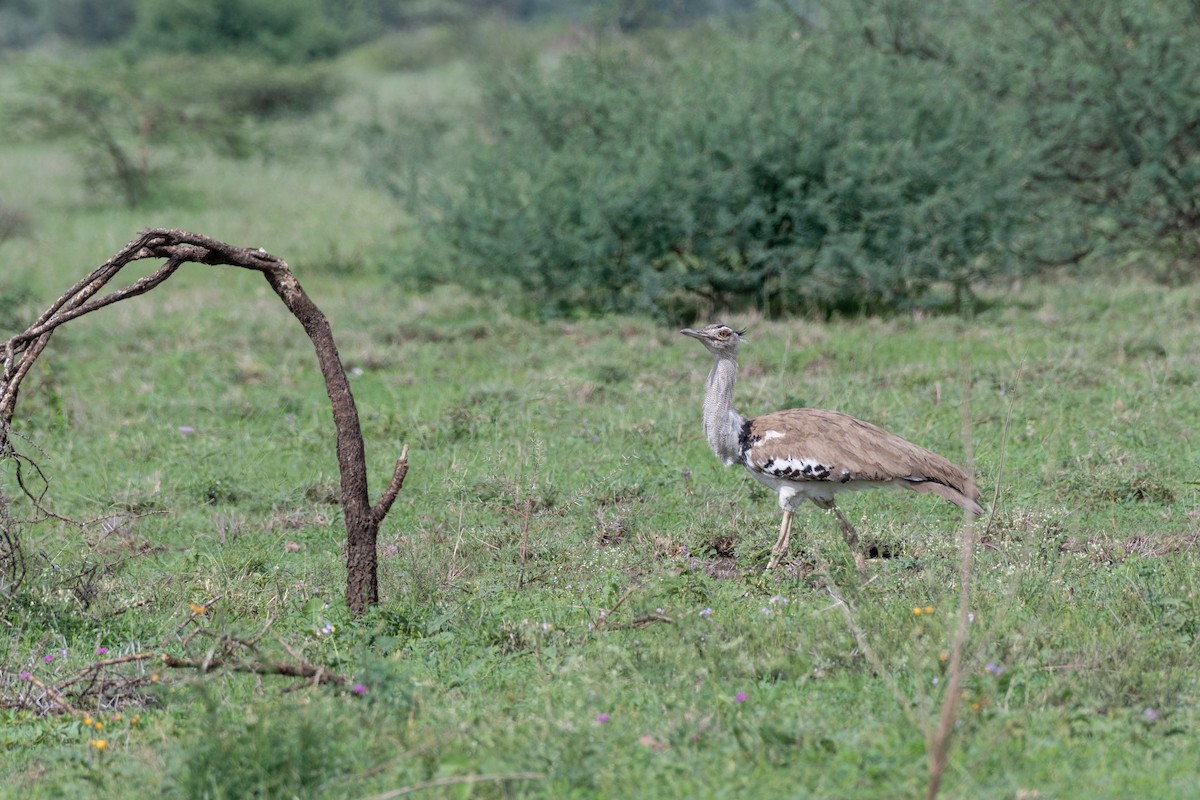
[764,511,793,573]
[764,549,784,573]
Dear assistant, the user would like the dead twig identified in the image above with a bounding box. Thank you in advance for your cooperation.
[923,352,982,800]
[367,771,545,800]
[590,582,643,631]
[606,613,674,631]
[175,594,223,636]
[22,674,80,716]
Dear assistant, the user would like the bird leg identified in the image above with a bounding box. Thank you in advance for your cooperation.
[765,510,793,572]
[830,504,868,576]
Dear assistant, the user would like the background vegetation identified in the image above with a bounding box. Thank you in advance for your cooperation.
[1,0,1197,797]
[393,0,1200,319]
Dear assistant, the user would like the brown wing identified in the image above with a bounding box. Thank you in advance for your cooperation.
[739,408,983,514]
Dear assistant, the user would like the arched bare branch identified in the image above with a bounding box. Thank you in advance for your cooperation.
[0,228,407,616]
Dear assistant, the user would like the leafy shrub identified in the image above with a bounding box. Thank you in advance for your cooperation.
[0,0,44,47]
[1000,0,1200,280]
[351,25,463,73]
[9,53,340,205]
[43,0,136,45]
[405,16,1033,321]
[144,55,343,121]
[128,0,366,63]
[12,58,168,207]
[389,1,1200,319]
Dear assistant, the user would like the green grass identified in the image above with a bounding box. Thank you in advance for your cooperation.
[2,46,1199,800]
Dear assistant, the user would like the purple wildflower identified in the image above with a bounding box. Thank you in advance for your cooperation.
[19,672,32,680]
[985,662,1006,676]
[96,647,109,656]
[596,713,610,723]
[352,683,367,695]
[42,654,54,664]
[735,692,747,703]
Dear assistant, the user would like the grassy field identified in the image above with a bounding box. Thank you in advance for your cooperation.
[2,46,1199,800]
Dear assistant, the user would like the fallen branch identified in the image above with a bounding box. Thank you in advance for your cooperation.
[6,610,353,716]
[56,651,160,694]
[159,653,346,686]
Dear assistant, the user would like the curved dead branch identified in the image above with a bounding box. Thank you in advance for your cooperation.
[0,228,408,616]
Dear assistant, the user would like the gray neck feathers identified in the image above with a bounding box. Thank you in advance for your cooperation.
[703,354,744,466]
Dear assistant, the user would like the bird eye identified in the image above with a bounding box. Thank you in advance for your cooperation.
[717,329,730,339]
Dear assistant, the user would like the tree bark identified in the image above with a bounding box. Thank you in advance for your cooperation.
[0,228,407,616]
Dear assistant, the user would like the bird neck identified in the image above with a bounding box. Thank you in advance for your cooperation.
[703,354,744,465]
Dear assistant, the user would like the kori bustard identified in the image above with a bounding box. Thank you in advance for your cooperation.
[680,323,983,572]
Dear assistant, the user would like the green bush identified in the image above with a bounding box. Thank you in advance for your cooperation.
[404,16,1032,321]
[9,53,340,205]
[43,0,136,45]
[1001,0,1200,279]
[128,0,366,63]
[0,0,43,48]
[143,54,343,121]
[387,1,1200,319]
[11,58,170,207]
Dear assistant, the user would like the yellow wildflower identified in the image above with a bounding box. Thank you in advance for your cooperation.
[90,739,107,750]
[188,602,207,616]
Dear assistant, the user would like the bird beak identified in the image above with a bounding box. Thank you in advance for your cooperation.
[679,327,706,340]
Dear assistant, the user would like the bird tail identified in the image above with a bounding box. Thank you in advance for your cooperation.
[907,479,985,517]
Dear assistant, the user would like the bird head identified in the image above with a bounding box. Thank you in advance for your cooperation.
[679,323,744,356]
